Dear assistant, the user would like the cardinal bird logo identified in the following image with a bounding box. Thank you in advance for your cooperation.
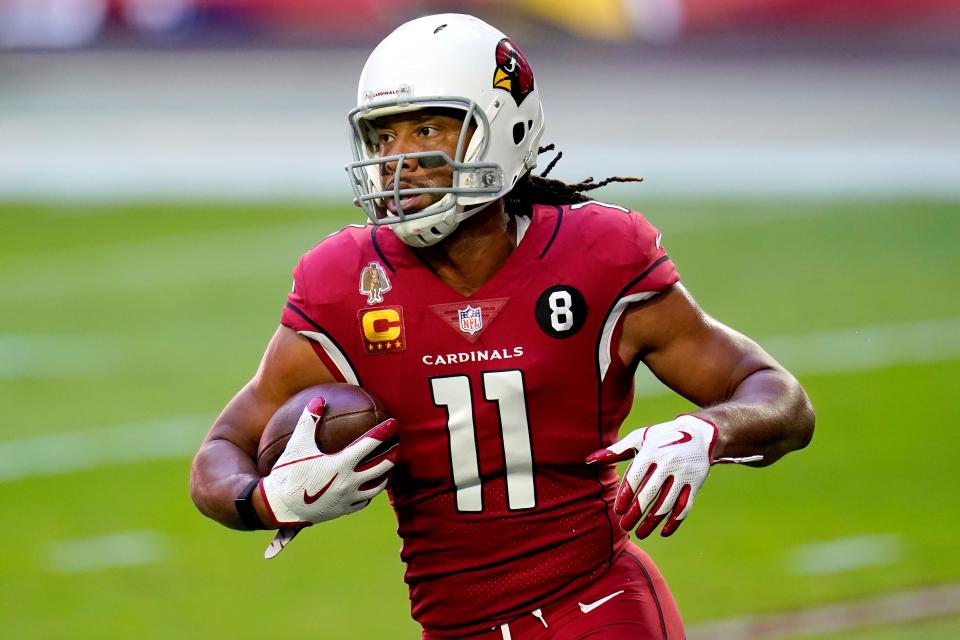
[492,38,534,106]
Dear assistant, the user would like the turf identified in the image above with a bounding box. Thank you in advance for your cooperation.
[816,616,960,640]
[1,198,958,638]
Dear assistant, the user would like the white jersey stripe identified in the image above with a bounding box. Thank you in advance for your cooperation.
[598,292,657,383]
[298,330,360,386]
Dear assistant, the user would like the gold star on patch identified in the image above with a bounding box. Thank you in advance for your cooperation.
[395,341,402,348]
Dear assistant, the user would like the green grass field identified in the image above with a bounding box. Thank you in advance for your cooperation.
[2,198,958,639]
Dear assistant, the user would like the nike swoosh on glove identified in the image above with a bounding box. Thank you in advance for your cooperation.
[586,414,717,539]
[259,397,398,528]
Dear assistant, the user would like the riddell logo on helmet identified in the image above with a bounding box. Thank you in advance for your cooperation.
[492,38,534,106]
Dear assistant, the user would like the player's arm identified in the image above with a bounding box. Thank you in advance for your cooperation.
[189,325,337,530]
[620,283,814,464]
[589,283,814,538]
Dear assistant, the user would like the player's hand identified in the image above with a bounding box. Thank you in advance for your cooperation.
[258,398,398,528]
[586,414,717,539]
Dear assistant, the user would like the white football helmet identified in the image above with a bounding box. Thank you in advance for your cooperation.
[346,13,545,247]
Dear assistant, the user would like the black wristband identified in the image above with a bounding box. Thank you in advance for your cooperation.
[235,479,265,530]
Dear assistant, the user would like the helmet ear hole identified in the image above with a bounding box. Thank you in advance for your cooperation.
[512,122,525,145]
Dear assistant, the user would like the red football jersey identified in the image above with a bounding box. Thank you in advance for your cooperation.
[280,201,679,637]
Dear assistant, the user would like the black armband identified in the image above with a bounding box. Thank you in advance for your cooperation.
[235,479,266,530]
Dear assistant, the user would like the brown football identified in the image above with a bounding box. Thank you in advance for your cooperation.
[256,383,391,476]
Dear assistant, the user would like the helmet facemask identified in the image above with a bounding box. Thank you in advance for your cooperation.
[346,95,506,247]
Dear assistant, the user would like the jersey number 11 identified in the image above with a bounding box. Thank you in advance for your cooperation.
[431,370,536,512]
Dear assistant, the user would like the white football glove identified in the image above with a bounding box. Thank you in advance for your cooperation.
[587,414,720,538]
[258,397,398,529]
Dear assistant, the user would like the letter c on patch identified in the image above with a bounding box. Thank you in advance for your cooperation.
[362,308,401,342]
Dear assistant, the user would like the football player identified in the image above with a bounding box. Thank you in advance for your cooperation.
[190,13,814,639]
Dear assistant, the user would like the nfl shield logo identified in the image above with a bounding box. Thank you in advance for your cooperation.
[458,305,483,335]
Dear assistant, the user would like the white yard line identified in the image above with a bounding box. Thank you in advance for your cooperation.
[636,316,960,397]
[45,530,169,573]
[5,314,960,382]
[761,317,960,376]
[0,333,120,379]
[1,317,960,474]
[0,220,317,299]
[687,582,960,639]
[787,534,902,576]
[0,415,212,482]
[786,534,903,575]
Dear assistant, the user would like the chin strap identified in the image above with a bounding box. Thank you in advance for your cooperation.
[391,199,497,247]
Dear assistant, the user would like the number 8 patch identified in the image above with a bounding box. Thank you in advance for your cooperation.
[535,285,586,338]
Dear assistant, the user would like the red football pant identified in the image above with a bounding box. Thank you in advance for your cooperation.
[422,543,684,640]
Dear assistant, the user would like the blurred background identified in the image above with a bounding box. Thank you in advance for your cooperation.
[1,1,958,638]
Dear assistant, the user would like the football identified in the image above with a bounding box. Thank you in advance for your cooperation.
[256,383,391,476]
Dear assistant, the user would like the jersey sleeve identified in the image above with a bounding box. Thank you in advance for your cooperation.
[621,210,679,297]
[278,254,352,384]
[280,256,316,333]
[571,201,679,295]
[593,207,680,385]
[280,225,365,334]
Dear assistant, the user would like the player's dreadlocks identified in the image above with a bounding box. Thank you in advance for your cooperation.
[504,144,644,216]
